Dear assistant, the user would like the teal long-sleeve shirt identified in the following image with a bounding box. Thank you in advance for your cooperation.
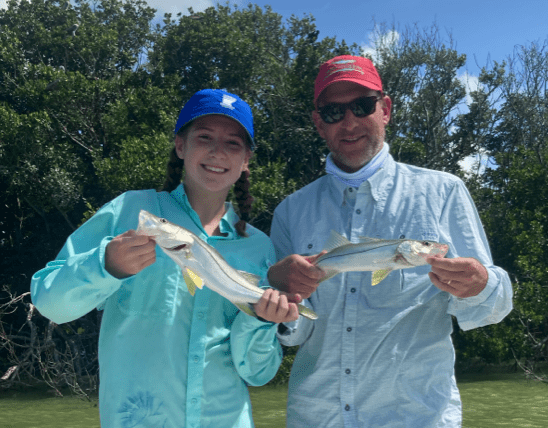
[272,148,513,428]
[31,185,281,428]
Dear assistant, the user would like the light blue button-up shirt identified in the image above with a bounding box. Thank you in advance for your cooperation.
[31,185,281,428]
[271,150,513,428]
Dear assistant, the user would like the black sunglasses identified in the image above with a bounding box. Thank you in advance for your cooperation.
[318,95,382,124]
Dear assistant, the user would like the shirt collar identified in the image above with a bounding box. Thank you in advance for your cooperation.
[170,184,239,239]
[327,144,396,207]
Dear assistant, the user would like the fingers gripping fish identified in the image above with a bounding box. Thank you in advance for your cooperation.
[136,210,317,320]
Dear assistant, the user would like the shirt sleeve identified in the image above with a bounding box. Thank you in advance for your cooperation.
[30,200,124,324]
[229,313,282,386]
[440,181,513,331]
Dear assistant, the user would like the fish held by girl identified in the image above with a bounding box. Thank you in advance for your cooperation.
[136,210,318,320]
[315,230,449,286]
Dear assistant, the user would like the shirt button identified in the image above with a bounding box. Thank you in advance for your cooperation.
[350,288,356,293]
[347,327,352,332]
[345,369,351,374]
[193,356,199,363]
[307,244,313,249]
[356,209,361,214]
[197,312,204,319]
[191,398,197,405]
[399,234,405,239]
[345,404,350,411]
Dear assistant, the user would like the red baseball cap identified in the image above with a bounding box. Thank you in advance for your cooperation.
[314,55,383,104]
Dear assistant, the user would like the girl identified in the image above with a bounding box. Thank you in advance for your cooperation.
[31,89,299,428]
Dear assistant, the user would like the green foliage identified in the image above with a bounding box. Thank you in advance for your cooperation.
[373,23,469,173]
[2,0,548,387]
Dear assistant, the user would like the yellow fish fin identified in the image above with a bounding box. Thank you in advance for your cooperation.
[372,269,391,286]
[183,267,204,296]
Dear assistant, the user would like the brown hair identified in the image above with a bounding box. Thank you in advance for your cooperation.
[161,124,254,238]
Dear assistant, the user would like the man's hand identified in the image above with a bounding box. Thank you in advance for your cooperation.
[267,252,327,299]
[427,256,488,298]
[105,230,157,279]
[253,288,302,323]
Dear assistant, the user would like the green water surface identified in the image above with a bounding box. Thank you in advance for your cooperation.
[1,372,547,427]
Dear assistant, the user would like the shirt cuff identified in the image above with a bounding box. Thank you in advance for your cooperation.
[451,267,497,307]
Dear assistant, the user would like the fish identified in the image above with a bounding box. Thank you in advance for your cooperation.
[314,230,449,286]
[136,210,317,320]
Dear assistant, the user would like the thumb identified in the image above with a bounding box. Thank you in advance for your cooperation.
[305,250,328,265]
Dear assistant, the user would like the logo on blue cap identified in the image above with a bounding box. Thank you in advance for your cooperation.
[174,89,255,150]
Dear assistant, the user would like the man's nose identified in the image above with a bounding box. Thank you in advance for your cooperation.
[339,107,361,130]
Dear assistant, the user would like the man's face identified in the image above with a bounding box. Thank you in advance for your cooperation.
[313,81,391,173]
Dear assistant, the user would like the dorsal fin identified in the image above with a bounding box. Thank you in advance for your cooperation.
[322,230,351,252]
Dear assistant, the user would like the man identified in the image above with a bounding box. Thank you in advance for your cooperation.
[267,55,512,428]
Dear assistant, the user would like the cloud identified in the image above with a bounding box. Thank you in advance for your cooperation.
[0,0,222,15]
[147,0,214,18]
[361,27,400,64]
[457,71,480,106]
[459,148,493,176]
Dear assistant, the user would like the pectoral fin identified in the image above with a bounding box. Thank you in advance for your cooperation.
[371,269,391,286]
[183,267,204,296]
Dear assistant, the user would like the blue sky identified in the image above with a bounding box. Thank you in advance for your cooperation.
[3,0,546,75]
[136,0,548,77]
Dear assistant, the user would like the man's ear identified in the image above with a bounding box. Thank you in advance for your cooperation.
[381,95,392,126]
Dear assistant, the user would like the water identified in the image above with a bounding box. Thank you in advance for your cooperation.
[1,372,547,427]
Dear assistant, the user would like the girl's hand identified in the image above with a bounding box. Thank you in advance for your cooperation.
[105,230,157,279]
[253,288,301,323]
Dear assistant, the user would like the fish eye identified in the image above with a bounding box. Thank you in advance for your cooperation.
[422,241,430,246]
[160,218,168,223]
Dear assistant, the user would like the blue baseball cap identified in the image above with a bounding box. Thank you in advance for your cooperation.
[174,89,255,150]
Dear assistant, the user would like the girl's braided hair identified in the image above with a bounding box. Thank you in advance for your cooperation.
[161,125,253,237]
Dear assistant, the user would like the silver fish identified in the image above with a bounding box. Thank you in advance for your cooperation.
[315,230,449,286]
[136,210,317,320]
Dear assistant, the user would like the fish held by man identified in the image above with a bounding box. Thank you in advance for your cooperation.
[315,230,449,286]
[136,210,317,320]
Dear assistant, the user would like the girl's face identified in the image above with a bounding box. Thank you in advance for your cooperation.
[175,115,252,195]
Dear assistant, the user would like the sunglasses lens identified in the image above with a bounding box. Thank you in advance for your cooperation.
[352,97,376,117]
[320,105,343,123]
[319,96,379,124]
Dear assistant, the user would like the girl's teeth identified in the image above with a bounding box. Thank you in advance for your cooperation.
[205,165,225,173]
